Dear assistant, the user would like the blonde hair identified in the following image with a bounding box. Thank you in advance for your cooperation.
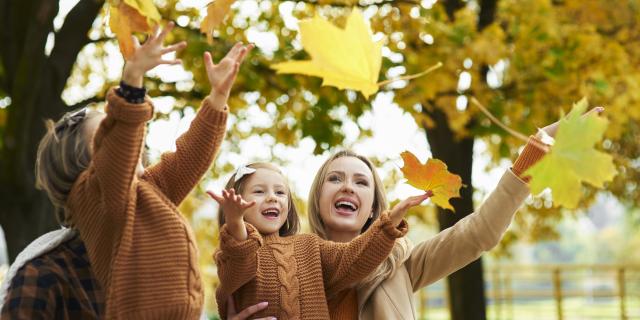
[35,108,101,226]
[308,150,410,287]
[218,163,300,236]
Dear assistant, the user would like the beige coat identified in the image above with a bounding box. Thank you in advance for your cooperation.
[357,170,530,319]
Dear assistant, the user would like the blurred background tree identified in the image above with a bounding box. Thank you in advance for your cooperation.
[1,0,639,319]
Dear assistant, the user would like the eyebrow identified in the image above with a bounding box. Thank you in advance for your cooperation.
[327,171,371,179]
[250,183,287,189]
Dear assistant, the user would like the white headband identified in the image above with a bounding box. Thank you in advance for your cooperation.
[234,165,257,183]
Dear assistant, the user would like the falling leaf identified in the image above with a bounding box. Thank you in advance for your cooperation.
[525,98,617,208]
[108,0,161,58]
[200,0,235,43]
[271,9,383,99]
[400,151,463,211]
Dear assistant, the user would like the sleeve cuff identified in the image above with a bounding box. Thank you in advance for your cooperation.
[199,98,229,127]
[511,136,548,182]
[106,88,154,123]
[378,212,409,239]
[219,223,263,256]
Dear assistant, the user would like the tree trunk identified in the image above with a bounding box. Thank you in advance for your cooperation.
[0,0,103,262]
[423,108,485,320]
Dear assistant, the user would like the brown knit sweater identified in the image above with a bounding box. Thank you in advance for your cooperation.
[215,213,408,320]
[67,88,228,319]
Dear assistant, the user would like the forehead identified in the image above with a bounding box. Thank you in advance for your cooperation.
[327,156,373,178]
[245,168,286,185]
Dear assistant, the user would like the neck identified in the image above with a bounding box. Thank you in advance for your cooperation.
[325,229,360,243]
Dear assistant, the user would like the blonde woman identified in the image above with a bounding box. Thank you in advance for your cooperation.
[10,22,253,319]
[306,108,602,319]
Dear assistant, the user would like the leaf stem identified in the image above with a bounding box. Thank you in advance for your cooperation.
[377,62,443,87]
[469,97,550,152]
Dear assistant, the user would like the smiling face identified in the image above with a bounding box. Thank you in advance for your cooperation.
[317,156,376,240]
[240,168,290,235]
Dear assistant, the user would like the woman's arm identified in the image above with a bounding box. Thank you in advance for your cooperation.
[143,43,253,205]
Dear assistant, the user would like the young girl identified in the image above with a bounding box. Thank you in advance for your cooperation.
[34,22,252,319]
[208,162,432,319]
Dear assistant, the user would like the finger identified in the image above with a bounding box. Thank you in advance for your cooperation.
[234,301,269,319]
[151,24,161,41]
[159,58,182,65]
[161,41,187,55]
[206,191,224,203]
[157,21,175,43]
[132,35,141,49]
[586,106,605,116]
[226,42,243,60]
[219,62,241,92]
[203,51,215,74]
[236,43,254,63]
[242,200,256,209]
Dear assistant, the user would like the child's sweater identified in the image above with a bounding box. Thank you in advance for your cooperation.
[67,89,228,319]
[215,213,408,320]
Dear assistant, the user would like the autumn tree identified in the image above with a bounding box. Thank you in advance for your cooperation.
[1,0,639,319]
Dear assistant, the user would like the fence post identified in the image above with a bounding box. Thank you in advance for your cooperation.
[618,267,627,320]
[553,268,563,320]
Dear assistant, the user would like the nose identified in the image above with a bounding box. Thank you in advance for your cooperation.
[266,192,278,203]
[340,179,355,194]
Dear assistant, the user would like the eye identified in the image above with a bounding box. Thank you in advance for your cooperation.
[356,179,369,186]
[276,190,287,196]
[253,189,264,194]
[328,174,341,183]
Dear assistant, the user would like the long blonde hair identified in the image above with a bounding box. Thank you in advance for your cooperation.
[35,108,101,226]
[308,150,410,287]
[218,162,301,236]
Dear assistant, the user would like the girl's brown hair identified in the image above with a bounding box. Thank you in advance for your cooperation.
[307,150,410,287]
[35,108,102,226]
[218,163,300,236]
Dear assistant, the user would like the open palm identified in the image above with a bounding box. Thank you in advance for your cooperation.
[204,42,254,105]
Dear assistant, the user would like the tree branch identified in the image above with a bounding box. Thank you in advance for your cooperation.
[293,0,419,8]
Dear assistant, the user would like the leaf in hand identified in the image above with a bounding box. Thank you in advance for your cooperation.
[271,9,383,99]
[400,151,462,211]
[200,0,235,43]
[108,0,161,58]
[525,98,617,209]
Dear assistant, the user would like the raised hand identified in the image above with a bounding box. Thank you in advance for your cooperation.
[203,42,254,110]
[207,188,255,223]
[122,21,187,87]
[538,106,605,139]
[389,191,433,226]
[227,297,275,320]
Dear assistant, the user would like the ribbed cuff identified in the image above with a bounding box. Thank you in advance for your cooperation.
[106,88,154,123]
[378,212,409,238]
[199,97,229,127]
[512,136,548,183]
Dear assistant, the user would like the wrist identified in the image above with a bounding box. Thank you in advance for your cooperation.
[207,91,228,111]
[122,64,144,88]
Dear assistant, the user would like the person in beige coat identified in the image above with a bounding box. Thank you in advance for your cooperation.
[304,108,603,319]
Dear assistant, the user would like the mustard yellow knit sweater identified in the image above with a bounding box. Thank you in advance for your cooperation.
[67,89,228,319]
[215,213,408,320]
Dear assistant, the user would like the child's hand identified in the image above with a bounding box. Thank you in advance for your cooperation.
[122,22,187,87]
[207,189,255,224]
[389,191,433,226]
[203,42,254,110]
[537,106,604,139]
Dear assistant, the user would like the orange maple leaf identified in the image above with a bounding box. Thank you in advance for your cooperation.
[400,151,462,212]
[200,0,235,43]
[108,0,160,59]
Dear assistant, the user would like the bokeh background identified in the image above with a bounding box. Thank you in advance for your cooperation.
[1,0,639,319]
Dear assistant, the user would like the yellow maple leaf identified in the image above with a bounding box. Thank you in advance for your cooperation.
[525,98,618,209]
[200,0,235,43]
[271,9,383,99]
[108,0,161,58]
[400,151,463,211]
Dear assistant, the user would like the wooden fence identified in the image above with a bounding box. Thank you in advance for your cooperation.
[415,264,640,320]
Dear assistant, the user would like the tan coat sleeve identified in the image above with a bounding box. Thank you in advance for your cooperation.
[214,223,263,319]
[405,138,546,291]
[319,213,408,299]
[144,98,228,205]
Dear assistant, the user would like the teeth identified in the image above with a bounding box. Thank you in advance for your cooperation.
[262,210,279,215]
[335,201,357,210]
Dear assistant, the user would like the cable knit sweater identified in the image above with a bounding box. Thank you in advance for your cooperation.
[67,88,228,319]
[215,213,408,320]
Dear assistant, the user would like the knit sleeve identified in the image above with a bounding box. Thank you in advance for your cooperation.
[405,170,529,291]
[214,223,263,319]
[319,213,407,299]
[511,135,548,183]
[143,97,228,206]
[85,87,153,215]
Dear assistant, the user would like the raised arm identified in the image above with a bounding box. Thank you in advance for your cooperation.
[214,223,263,319]
[144,43,253,205]
[320,193,429,299]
